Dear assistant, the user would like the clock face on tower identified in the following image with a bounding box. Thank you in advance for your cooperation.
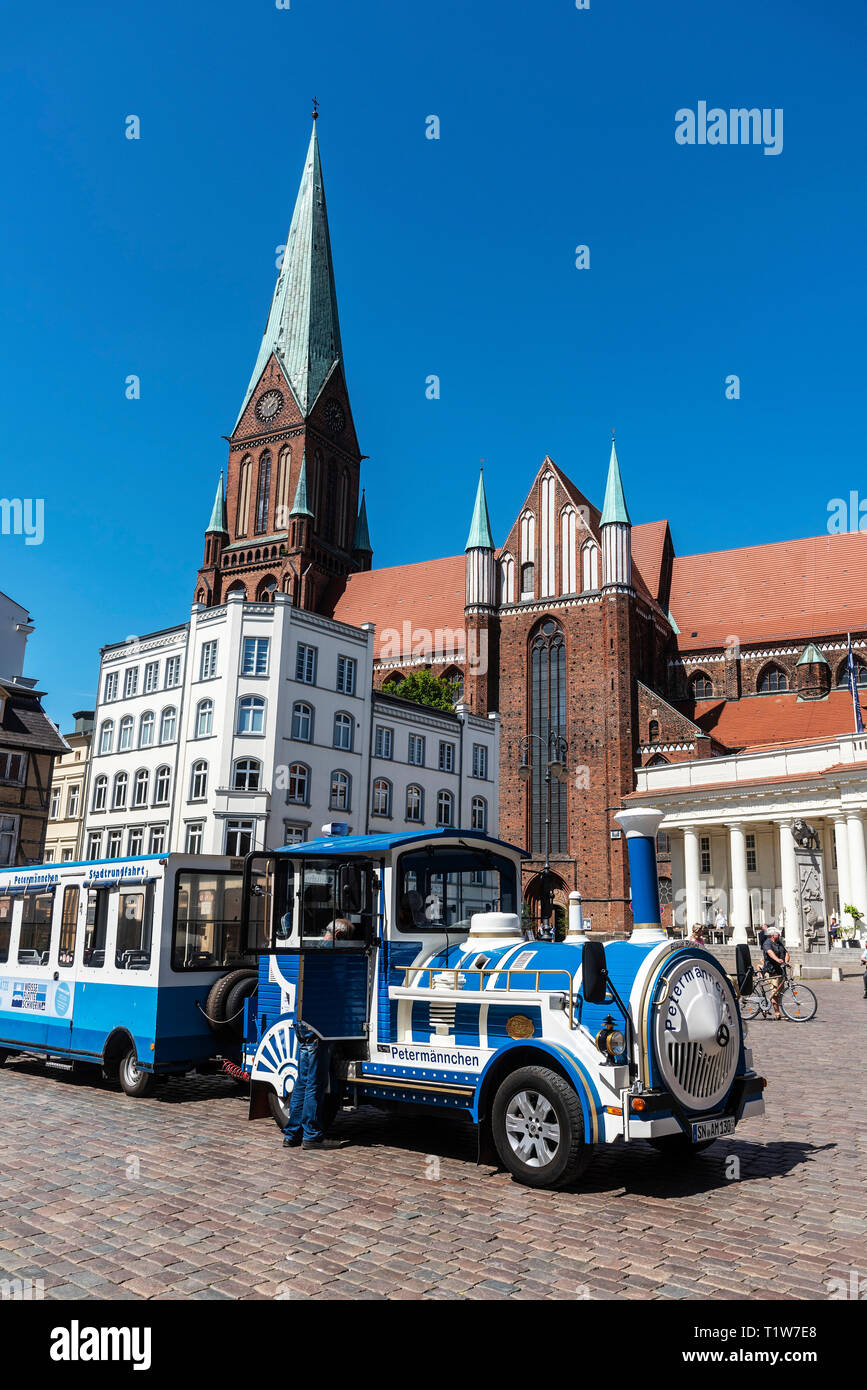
[324,398,346,435]
[256,389,284,423]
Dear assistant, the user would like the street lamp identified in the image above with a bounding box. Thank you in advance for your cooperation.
[517,730,568,937]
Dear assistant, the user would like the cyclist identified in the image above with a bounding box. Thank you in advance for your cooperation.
[763,927,790,1020]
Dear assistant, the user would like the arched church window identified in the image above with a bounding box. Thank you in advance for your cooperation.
[581,542,599,592]
[757,664,788,694]
[529,618,567,856]
[500,555,515,605]
[254,451,271,534]
[560,507,577,594]
[648,719,660,742]
[690,672,714,700]
[256,577,277,603]
[520,562,535,601]
[275,447,291,529]
[236,456,251,537]
[836,657,867,687]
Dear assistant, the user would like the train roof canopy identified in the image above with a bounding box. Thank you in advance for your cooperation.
[272,829,528,859]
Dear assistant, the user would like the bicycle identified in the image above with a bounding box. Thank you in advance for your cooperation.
[738,966,817,1022]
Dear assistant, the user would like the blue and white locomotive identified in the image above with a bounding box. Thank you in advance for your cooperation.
[242,808,765,1188]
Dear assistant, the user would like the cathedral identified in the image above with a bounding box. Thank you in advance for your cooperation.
[195,117,867,938]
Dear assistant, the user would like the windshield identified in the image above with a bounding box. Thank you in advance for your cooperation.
[397,846,517,933]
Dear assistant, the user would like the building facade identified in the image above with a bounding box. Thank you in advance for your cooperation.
[81,593,498,860]
[43,711,93,863]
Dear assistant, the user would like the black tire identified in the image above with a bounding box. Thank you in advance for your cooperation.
[266,1085,340,1132]
[491,1065,592,1189]
[204,968,257,1037]
[118,1047,156,1098]
[0,1049,9,1067]
[222,976,258,1040]
[780,982,817,1022]
[649,1133,715,1157]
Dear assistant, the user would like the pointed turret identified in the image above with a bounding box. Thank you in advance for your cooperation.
[206,472,227,534]
[352,491,372,571]
[234,120,343,427]
[290,454,314,518]
[197,473,228,600]
[465,470,496,609]
[601,439,632,589]
[796,641,831,701]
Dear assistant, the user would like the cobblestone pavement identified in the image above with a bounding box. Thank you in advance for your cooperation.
[0,977,864,1301]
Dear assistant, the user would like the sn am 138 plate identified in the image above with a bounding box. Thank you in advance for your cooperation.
[691,1115,736,1142]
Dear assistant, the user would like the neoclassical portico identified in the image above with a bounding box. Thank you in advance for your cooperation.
[629,733,867,947]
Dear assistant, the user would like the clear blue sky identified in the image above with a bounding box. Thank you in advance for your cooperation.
[2,0,865,725]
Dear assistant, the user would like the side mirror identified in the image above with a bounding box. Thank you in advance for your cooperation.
[582,941,609,1005]
[734,942,754,996]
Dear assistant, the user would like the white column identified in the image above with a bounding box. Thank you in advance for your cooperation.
[683,826,702,932]
[567,890,587,940]
[832,815,851,923]
[846,812,867,922]
[777,819,801,948]
[727,822,750,944]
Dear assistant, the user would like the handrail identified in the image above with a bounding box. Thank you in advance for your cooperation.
[393,964,576,1029]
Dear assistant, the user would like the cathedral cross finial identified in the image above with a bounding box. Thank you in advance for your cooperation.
[312,97,319,121]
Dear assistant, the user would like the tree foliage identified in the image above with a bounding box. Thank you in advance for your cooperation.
[382,670,458,712]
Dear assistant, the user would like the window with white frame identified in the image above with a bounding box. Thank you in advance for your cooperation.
[195,698,213,738]
[700,836,711,876]
[225,820,254,856]
[149,826,166,854]
[238,695,265,734]
[50,788,60,820]
[153,766,171,805]
[99,721,114,755]
[438,741,455,773]
[139,711,155,747]
[123,667,139,699]
[0,815,17,865]
[406,784,423,822]
[291,702,313,741]
[471,796,488,832]
[104,671,118,702]
[296,644,317,685]
[107,829,123,857]
[287,763,309,804]
[746,833,757,874]
[186,822,204,854]
[119,716,134,752]
[112,772,128,809]
[190,761,208,801]
[128,827,144,857]
[372,778,392,817]
[143,661,159,693]
[333,712,353,751]
[160,707,177,743]
[375,726,393,759]
[329,770,351,811]
[336,655,356,695]
[61,848,74,862]
[283,823,306,846]
[200,641,218,680]
[436,789,454,827]
[408,734,425,767]
[232,758,261,792]
[242,637,269,676]
[0,753,24,784]
[165,656,181,688]
[133,769,149,808]
[472,744,488,779]
[86,831,102,861]
[67,785,80,819]
[92,775,107,812]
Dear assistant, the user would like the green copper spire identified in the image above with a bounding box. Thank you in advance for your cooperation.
[290,454,314,517]
[600,440,631,527]
[234,119,343,428]
[465,470,495,551]
[353,491,372,553]
[206,472,227,534]
[797,642,829,667]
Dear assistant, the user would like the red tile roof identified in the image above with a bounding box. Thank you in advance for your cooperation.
[689,688,862,752]
[331,555,467,661]
[669,531,867,650]
[631,520,670,604]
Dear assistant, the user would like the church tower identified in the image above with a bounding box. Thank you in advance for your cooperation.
[464,470,499,714]
[195,113,368,610]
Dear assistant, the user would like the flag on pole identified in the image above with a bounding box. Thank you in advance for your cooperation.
[846,633,865,733]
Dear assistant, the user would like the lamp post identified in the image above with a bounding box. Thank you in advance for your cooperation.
[517,730,568,937]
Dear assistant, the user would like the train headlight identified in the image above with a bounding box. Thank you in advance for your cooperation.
[595,1014,626,1061]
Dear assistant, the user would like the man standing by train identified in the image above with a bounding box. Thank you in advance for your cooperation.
[282,918,353,1152]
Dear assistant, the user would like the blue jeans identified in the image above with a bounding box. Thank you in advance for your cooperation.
[283,1024,331,1144]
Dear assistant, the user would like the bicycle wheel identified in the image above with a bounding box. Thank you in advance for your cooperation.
[780,982,817,1022]
[739,995,761,1021]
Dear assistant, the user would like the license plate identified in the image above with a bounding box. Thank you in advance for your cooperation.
[691,1115,736,1142]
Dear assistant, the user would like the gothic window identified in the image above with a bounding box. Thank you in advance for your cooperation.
[442,666,463,702]
[520,563,535,601]
[500,554,515,605]
[690,672,714,700]
[581,542,599,592]
[529,618,566,856]
[757,664,788,694]
[324,460,337,543]
[339,470,350,549]
[236,456,252,537]
[836,657,867,687]
[648,719,660,742]
[646,753,669,767]
[275,448,291,529]
[254,451,271,534]
[560,507,577,594]
[520,511,535,565]
[540,475,556,598]
[256,577,277,602]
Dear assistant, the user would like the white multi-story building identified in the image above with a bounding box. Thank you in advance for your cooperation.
[81,593,499,860]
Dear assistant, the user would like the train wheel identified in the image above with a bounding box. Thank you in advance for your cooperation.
[491,1065,591,1189]
[119,1048,156,1098]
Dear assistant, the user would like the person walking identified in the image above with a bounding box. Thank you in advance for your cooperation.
[762,928,790,1020]
[714,907,728,941]
[282,1020,345,1153]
